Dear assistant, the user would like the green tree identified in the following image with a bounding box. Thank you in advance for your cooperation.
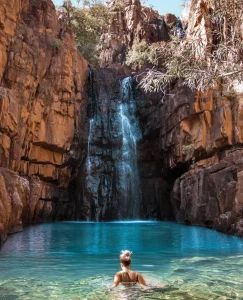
[60,0,108,65]
[126,40,158,70]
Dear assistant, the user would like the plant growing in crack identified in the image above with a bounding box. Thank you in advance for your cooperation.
[51,39,61,54]
[182,144,195,155]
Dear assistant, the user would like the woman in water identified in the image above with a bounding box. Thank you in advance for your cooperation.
[110,250,146,290]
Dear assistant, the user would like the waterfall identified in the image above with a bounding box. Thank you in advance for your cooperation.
[82,70,142,221]
[87,67,97,119]
[118,77,142,219]
[86,119,94,174]
[86,67,97,175]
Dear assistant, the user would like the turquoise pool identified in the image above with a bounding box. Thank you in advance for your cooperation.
[0,221,243,299]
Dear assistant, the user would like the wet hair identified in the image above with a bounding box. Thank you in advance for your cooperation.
[120,250,132,266]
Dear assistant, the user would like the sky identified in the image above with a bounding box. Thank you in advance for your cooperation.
[52,0,184,17]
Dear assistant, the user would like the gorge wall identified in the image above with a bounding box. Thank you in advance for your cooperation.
[0,0,243,242]
[0,0,89,242]
[72,68,173,221]
[70,0,174,221]
[169,0,243,236]
[100,0,170,67]
[138,77,243,236]
[94,0,243,236]
[137,0,243,236]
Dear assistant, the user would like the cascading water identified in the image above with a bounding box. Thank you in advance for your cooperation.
[118,77,142,219]
[86,68,97,175]
[82,70,142,220]
[86,119,93,175]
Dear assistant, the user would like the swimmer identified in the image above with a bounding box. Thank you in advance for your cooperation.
[110,250,146,290]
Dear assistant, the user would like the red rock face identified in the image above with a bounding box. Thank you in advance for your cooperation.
[166,0,243,236]
[0,0,242,240]
[171,148,243,237]
[100,0,169,67]
[136,0,243,236]
[77,0,243,233]
[136,77,243,236]
[0,0,88,242]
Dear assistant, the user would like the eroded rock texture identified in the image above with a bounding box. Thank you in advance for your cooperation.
[0,0,242,240]
[72,68,129,221]
[135,81,193,221]
[0,0,88,242]
[136,76,243,236]
[166,0,243,236]
[70,0,243,233]
[172,148,243,236]
[100,0,170,67]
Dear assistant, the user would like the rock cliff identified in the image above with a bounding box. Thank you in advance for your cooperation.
[97,0,243,236]
[70,0,173,221]
[1,0,243,241]
[0,0,88,242]
[136,0,243,236]
[100,0,169,67]
[137,77,243,236]
[168,0,243,236]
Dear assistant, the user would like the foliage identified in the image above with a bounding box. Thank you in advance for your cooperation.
[110,0,125,11]
[51,39,61,50]
[59,0,109,65]
[138,0,243,93]
[110,0,148,11]
[126,40,158,69]
[182,144,195,155]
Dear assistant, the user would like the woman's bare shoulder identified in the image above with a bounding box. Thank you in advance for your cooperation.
[134,271,142,276]
[136,272,146,285]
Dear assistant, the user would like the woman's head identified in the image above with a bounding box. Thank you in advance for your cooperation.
[120,250,132,267]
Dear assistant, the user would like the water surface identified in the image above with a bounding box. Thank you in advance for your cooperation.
[0,221,243,299]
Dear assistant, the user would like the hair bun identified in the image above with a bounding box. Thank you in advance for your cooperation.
[120,250,132,260]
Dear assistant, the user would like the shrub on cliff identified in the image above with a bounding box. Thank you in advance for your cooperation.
[138,0,243,93]
[59,0,109,65]
[126,41,158,70]
[110,0,126,11]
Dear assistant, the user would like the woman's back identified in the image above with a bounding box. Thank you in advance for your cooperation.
[119,270,138,284]
[110,250,146,290]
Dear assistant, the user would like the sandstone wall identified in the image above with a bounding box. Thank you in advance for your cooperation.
[1,0,242,240]
[167,0,243,236]
[140,0,243,236]
[136,76,243,236]
[100,0,169,67]
[97,0,243,232]
[0,0,88,242]
[172,148,243,236]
